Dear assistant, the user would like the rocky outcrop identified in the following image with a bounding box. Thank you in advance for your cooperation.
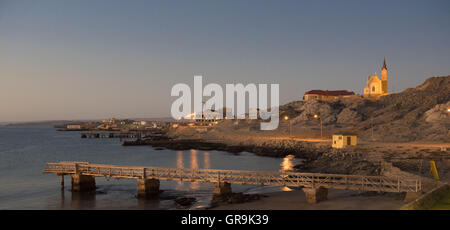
[424,101,450,123]
[281,76,450,142]
[337,108,362,124]
[295,149,381,176]
[292,100,338,125]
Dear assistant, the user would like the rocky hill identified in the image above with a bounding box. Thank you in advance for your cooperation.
[280,76,450,142]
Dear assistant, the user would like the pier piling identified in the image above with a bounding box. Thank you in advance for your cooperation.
[137,178,160,197]
[213,182,232,196]
[71,174,96,192]
[302,187,328,203]
[60,175,64,190]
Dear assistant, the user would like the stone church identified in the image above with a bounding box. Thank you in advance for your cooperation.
[363,58,388,98]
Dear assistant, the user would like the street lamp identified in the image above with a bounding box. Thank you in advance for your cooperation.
[284,116,292,138]
[314,114,323,139]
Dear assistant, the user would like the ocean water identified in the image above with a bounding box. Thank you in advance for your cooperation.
[0,125,301,209]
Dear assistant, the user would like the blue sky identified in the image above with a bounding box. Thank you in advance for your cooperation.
[1,0,449,122]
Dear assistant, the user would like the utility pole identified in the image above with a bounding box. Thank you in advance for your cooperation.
[320,118,323,139]
[371,116,374,141]
[314,114,322,139]
[284,116,292,138]
[289,119,293,138]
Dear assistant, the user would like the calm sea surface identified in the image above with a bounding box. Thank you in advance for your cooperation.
[0,125,301,209]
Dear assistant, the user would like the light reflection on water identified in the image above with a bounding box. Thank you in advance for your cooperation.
[203,152,210,169]
[190,149,199,190]
[175,151,183,189]
[280,155,304,191]
[0,125,303,209]
[281,154,295,172]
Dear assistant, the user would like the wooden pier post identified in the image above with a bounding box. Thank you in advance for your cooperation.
[60,175,64,190]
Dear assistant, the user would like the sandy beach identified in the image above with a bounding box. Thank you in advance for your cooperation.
[211,189,406,210]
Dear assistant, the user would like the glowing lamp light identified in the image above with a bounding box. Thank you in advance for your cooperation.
[284,116,289,120]
[313,114,318,119]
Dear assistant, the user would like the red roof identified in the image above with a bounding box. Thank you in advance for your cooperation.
[304,90,355,96]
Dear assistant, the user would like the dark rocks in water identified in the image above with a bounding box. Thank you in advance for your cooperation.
[351,191,405,200]
[225,145,246,153]
[154,147,164,150]
[159,195,178,200]
[228,193,261,204]
[212,192,262,205]
[122,139,150,146]
[175,197,196,206]
[122,135,171,146]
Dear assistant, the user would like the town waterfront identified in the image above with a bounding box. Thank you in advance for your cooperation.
[0,125,298,209]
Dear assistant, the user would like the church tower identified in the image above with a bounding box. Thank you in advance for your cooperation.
[381,58,388,94]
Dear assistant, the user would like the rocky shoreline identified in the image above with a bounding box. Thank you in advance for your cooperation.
[121,136,390,177]
[122,132,444,184]
[123,137,328,160]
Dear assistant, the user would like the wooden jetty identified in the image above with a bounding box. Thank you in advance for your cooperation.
[44,161,422,203]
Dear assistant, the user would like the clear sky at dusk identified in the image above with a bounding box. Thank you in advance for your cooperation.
[1,0,449,122]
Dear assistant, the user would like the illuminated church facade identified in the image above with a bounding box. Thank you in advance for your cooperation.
[363,58,388,98]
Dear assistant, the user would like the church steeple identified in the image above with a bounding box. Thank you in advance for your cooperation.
[381,57,388,93]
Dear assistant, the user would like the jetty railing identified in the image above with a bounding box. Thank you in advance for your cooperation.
[44,162,421,193]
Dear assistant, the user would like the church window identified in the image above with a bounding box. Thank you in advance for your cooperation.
[372,86,375,92]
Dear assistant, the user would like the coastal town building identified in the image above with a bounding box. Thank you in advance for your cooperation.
[332,132,357,149]
[132,121,147,126]
[303,90,355,101]
[363,58,388,98]
[184,110,222,122]
[66,124,82,130]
